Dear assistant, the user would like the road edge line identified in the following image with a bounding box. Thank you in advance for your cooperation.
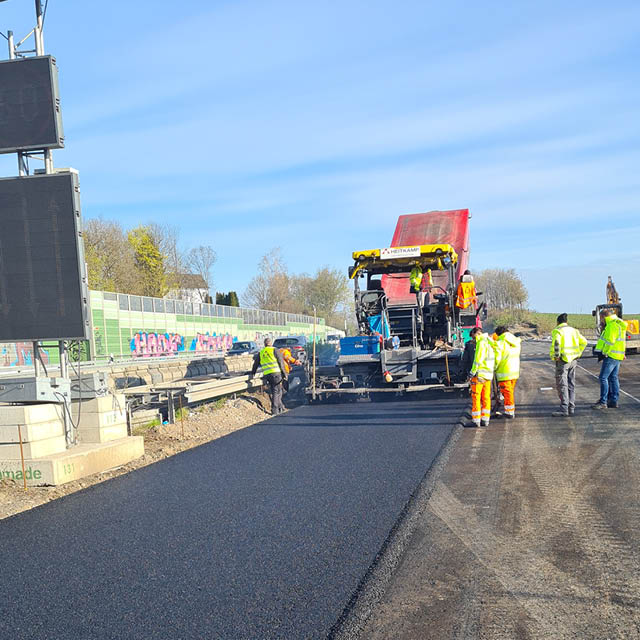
[327,412,466,639]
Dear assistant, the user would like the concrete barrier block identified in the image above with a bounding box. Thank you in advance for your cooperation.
[0,436,144,486]
[0,420,64,443]
[0,435,67,459]
[0,403,63,426]
[75,409,127,430]
[71,394,126,415]
[78,423,128,444]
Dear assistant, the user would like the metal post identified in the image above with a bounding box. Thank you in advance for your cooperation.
[7,30,15,58]
[32,341,40,376]
[312,306,317,401]
[59,341,75,447]
[34,0,44,56]
[44,149,53,173]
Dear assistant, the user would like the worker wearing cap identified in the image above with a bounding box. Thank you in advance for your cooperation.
[251,337,287,415]
[456,270,477,310]
[467,327,496,427]
[592,309,626,410]
[493,326,521,419]
[550,313,587,416]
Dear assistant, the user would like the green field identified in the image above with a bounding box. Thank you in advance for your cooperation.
[488,310,640,335]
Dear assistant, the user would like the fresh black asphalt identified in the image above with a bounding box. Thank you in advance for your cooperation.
[0,397,462,639]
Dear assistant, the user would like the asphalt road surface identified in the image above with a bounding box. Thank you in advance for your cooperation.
[0,396,464,639]
[361,341,640,639]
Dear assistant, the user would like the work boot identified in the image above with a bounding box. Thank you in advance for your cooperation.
[492,412,505,419]
[504,413,515,420]
[480,420,489,427]
[569,407,575,416]
[591,403,607,410]
[552,410,569,417]
[607,404,618,409]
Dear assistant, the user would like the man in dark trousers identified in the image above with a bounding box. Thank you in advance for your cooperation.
[251,337,287,415]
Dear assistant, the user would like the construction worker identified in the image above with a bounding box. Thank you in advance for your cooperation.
[250,337,287,415]
[592,308,626,410]
[456,270,477,310]
[410,263,423,292]
[467,327,496,427]
[550,313,587,416]
[493,326,521,419]
[279,346,301,392]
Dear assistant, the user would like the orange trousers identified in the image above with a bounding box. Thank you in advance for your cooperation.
[498,379,517,416]
[471,377,491,425]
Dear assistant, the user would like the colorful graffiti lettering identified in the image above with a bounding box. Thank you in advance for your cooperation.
[131,332,185,357]
[190,332,234,353]
[130,332,234,357]
[1,343,50,367]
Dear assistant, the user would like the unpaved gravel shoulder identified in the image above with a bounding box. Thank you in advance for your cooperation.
[0,391,273,520]
[360,344,640,639]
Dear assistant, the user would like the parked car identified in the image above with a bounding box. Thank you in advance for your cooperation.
[227,341,259,355]
[273,336,308,364]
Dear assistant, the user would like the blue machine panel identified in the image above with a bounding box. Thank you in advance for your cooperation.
[340,336,381,356]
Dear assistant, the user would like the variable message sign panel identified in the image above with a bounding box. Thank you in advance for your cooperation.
[0,55,64,154]
[0,172,89,341]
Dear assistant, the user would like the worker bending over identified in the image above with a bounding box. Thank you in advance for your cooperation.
[279,346,301,392]
[593,309,626,410]
[251,337,287,415]
[550,313,587,416]
[456,270,477,310]
[493,326,521,419]
[467,327,496,427]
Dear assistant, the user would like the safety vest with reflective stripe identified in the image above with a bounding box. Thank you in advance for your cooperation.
[410,266,422,291]
[495,332,521,381]
[259,346,280,375]
[456,281,477,309]
[470,333,496,381]
[595,315,626,361]
[550,323,587,363]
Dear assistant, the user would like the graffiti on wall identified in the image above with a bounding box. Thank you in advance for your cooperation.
[130,332,235,357]
[1,343,50,367]
[190,332,233,353]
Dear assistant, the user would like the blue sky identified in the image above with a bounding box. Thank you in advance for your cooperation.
[1,0,639,312]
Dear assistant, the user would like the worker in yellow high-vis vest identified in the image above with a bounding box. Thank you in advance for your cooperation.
[550,313,587,416]
[592,309,626,410]
[493,326,521,419]
[251,337,287,415]
[467,327,496,427]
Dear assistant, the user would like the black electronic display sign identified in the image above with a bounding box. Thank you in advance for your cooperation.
[0,172,89,341]
[0,55,64,154]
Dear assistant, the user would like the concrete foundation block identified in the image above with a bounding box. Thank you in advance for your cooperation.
[74,409,127,430]
[78,423,128,444]
[0,436,145,486]
[0,420,65,443]
[0,403,64,426]
[71,394,126,415]
[0,435,67,459]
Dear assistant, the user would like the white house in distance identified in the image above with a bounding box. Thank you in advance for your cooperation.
[165,273,210,303]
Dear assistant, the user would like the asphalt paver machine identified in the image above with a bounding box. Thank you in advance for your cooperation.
[308,244,468,401]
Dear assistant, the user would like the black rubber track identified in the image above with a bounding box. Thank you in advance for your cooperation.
[0,398,461,639]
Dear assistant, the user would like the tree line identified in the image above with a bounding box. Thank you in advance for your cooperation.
[83,220,353,328]
[474,268,528,311]
[242,248,353,329]
[84,218,216,301]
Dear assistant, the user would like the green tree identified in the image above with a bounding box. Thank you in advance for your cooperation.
[127,226,168,297]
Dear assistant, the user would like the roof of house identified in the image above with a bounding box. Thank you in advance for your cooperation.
[176,273,208,289]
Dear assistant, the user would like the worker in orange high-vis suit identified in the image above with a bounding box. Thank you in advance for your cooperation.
[467,327,496,427]
[493,326,521,419]
[279,347,301,392]
[456,270,477,310]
